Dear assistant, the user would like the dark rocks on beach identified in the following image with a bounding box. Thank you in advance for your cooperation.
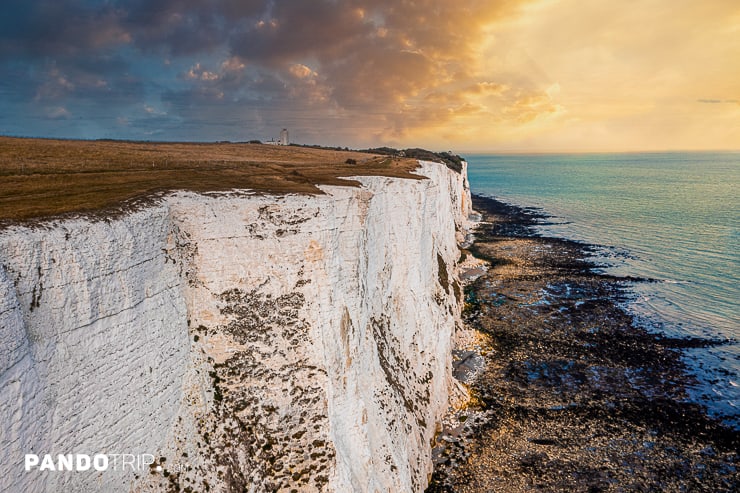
[428,195,739,493]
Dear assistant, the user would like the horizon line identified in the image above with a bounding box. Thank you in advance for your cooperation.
[2,134,739,156]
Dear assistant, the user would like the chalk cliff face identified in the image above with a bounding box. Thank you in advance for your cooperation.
[0,161,471,493]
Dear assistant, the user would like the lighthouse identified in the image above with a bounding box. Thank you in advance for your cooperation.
[280,128,289,146]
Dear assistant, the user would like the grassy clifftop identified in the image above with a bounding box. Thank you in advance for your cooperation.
[0,137,420,222]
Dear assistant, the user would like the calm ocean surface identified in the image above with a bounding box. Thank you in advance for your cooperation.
[466,152,739,426]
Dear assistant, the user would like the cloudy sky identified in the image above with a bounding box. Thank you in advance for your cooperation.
[1,0,738,151]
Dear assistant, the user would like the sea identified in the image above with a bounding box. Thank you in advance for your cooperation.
[466,151,739,427]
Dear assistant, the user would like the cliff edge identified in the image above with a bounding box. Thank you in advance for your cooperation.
[0,160,472,492]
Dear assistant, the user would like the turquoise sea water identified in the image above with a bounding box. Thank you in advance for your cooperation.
[466,152,739,425]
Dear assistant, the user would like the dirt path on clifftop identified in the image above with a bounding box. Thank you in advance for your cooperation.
[428,195,739,493]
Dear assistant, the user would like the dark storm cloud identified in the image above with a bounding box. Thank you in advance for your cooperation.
[229,1,371,63]
[0,0,529,144]
[0,0,129,58]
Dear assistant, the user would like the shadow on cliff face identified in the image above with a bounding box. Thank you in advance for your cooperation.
[428,195,739,493]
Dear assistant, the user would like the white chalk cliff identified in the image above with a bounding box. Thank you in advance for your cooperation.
[0,161,471,493]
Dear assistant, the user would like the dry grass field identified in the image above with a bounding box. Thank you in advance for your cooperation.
[0,137,421,222]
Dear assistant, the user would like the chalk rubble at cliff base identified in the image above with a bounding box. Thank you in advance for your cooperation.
[0,161,472,493]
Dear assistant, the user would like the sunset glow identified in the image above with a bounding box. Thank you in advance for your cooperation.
[1,0,738,151]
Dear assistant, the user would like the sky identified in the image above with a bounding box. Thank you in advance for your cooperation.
[1,0,738,152]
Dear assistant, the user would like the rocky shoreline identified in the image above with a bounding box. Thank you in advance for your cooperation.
[428,195,738,492]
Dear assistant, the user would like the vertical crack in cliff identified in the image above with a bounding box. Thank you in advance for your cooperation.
[370,312,435,492]
[437,253,450,296]
[165,222,200,288]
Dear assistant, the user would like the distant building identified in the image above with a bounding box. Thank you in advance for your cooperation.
[264,129,289,145]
